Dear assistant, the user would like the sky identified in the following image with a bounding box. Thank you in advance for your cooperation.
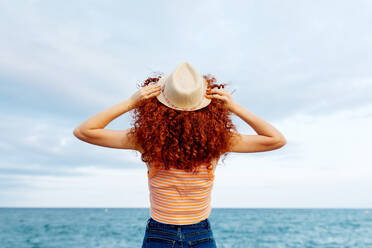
[0,0,371,208]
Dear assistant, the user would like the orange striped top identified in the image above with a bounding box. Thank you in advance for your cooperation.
[147,163,215,225]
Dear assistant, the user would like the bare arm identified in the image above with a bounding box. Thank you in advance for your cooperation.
[205,88,286,153]
[73,99,139,150]
[73,83,161,151]
[228,103,286,152]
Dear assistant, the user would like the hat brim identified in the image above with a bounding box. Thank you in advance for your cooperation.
[155,74,212,111]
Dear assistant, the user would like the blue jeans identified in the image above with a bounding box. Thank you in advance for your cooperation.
[141,217,217,248]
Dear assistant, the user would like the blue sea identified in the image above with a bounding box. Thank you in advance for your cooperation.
[1,208,371,248]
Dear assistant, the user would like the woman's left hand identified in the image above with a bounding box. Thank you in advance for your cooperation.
[128,83,162,109]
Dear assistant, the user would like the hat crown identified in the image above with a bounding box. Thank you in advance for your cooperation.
[156,61,211,111]
[165,62,203,108]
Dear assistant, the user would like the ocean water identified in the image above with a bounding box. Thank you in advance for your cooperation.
[1,208,371,248]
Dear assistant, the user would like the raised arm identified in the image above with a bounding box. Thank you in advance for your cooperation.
[73,83,161,151]
[205,88,286,153]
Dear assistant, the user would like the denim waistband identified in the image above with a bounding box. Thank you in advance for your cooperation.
[147,217,210,229]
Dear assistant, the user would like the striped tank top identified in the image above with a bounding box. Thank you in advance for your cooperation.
[147,163,215,225]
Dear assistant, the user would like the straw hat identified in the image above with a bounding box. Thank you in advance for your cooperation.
[156,62,211,111]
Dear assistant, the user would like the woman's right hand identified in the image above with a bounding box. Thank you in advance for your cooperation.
[205,87,239,112]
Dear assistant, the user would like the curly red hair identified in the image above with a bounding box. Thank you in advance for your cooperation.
[129,73,237,174]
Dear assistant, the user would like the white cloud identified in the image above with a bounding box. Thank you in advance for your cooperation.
[0,113,142,173]
[1,0,372,207]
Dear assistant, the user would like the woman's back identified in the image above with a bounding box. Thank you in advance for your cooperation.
[146,159,218,225]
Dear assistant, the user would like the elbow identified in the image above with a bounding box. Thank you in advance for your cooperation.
[276,137,287,148]
[73,128,94,141]
[73,128,83,139]
[271,136,286,149]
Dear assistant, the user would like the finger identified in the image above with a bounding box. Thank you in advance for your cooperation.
[144,86,161,94]
[150,83,162,88]
[149,83,162,89]
[142,84,160,93]
[145,90,161,98]
[207,88,228,95]
[148,88,161,95]
[206,94,227,101]
[146,87,162,96]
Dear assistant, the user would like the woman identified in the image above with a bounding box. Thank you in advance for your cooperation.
[73,62,286,247]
